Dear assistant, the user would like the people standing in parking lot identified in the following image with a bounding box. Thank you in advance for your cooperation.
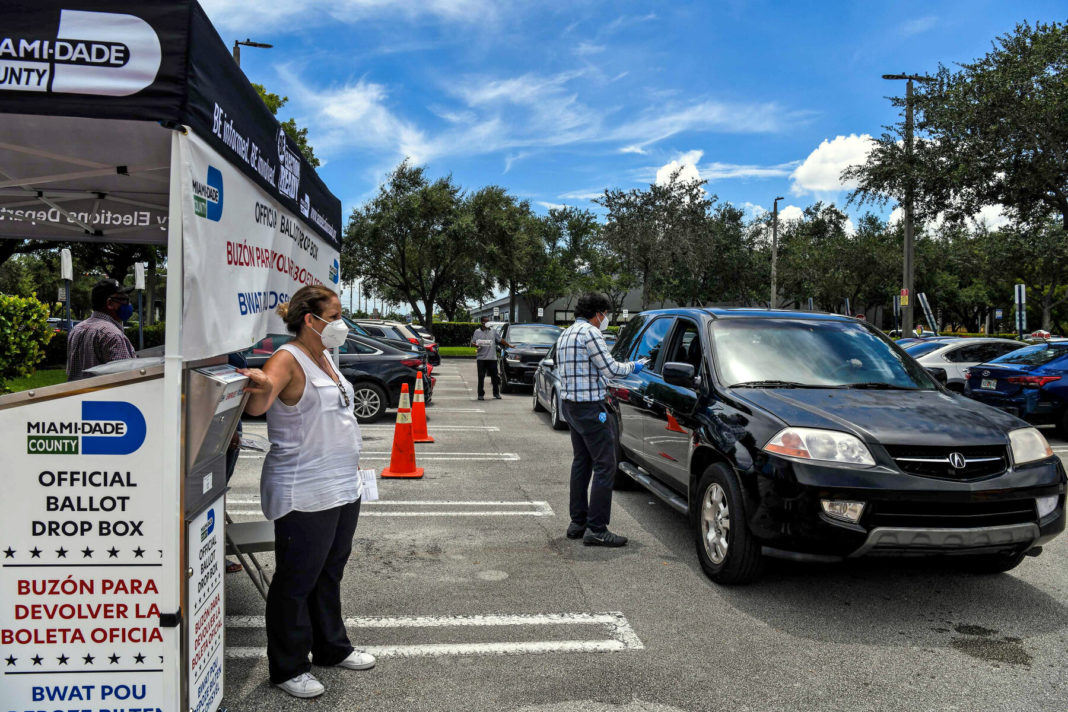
[238,285,374,699]
[471,315,512,400]
[557,293,645,547]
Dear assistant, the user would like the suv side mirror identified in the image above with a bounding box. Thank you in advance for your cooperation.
[663,361,696,389]
[925,366,948,385]
[541,358,555,368]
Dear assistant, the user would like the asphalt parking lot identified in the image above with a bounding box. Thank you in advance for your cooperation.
[222,359,1068,712]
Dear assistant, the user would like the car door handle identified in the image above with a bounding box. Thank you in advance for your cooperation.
[642,396,654,406]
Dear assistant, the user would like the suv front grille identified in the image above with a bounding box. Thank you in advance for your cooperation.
[883,444,1007,480]
[866,499,1035,529]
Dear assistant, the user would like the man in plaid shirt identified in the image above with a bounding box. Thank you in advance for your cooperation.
[557,293,646,547]
[66,279,137,381]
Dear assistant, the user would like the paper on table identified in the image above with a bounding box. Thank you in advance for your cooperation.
[360,468,379,502]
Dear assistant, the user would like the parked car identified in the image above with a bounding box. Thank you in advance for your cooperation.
[407,323,441,366]
[532,342,568,430]
[349,318,434,366]
[486,320,507,336]
[497,323,563,392]
[604,308,1065,584]
[46,317,80,332]
[903,338,1025,392]
[964,341,1068,433]
[241,333,433,423]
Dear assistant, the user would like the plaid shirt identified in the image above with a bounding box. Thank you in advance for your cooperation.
[66,311,136,381]
[557,318,636,402]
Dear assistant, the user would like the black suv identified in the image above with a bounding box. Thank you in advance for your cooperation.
[607,308,1066,584]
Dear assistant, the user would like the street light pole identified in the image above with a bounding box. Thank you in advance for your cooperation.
[232,38,273,68]
[770,196,784,309]
[882,73,933,335]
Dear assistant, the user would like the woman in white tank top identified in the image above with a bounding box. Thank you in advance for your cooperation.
[239,285,375,699]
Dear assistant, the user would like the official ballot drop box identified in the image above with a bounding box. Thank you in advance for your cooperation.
[183,362,248,712]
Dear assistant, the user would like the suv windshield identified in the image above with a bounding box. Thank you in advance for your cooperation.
[990,343,1068,367]
[508,326,561,345]
[711,319,936,389]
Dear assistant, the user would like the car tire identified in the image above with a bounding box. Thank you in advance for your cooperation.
[693,463,764,585]
[549,390,567,430]
[533,384,546,412]
[958,550,1028,574]
[499,362,513,393]
[351,382,387,423]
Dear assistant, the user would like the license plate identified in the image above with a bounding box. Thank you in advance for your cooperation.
[981,378,997,390]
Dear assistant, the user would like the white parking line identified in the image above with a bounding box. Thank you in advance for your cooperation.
[361,425,499,432]
[225,611,643,659]
[423,408,485,413]
[225,498,553,517]
[239,451,518,461]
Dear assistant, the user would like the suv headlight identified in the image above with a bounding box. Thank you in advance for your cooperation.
[764,427,875,467]
[1009,427,1053,465]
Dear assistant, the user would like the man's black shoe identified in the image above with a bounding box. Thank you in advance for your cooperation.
[583,529,628,547]
[477,396,485,400]
[493,394,502,399]
[566,523,586,539]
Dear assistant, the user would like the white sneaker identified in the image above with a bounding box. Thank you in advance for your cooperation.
[336,650,376,670]
[276,672,325,698]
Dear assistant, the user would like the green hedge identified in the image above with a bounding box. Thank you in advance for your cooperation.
[431,321,482,347]
[0,294,54,393]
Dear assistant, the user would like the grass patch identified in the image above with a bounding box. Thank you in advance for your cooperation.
[439,346,477,358]
[5,368,66,392]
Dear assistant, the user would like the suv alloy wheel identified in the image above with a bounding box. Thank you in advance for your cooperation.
[693,463,764,584]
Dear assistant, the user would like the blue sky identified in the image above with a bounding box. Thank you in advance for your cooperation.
[202,0,1064,288]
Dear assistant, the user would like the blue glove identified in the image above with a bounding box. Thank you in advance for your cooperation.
[633,361,645,374]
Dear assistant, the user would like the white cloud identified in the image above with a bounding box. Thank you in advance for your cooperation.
[575,41,606,56]
[889,204,1010,231]
[536,201,567,211]
[700,160,798,181]
[558,189,604,201]
[790,134,875,196]
[201,0,496,31]
[620,145,647,154]
[899,16,938,37]
[656,150,703,186]
[779,205,804,222]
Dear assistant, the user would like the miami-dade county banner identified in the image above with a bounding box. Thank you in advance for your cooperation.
[181,131,340,361]
[0,376,169,711]
[0,1,341,249]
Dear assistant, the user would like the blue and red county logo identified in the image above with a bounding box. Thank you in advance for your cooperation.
[25,401,147,455]
[192,166,223,221]
[330,258,340,284]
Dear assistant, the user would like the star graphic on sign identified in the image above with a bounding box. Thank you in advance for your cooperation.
[107,547,119,558]
[158,549,163,558]
[82,653,95,664]
[81,547,94,558]
[134,652,146,664]
[108,653,120,664]
[55,547,68,558]
[29,547,41,558]
[3,547,14,558]
[133,546,145,558]
[158,655,164,663]
[31,655,43,666]
[4,655,15,666]
[57,654,69,665]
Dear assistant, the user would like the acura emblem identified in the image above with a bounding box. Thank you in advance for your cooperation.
[982,370,990,377]
[948,452,967,470]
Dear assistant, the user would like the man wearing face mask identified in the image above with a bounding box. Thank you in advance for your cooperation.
[66,279,138,381]
[556,293,646,547]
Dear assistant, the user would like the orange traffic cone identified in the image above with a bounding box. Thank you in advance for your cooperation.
[381,384,424,478]
[665,411,687,433]
[411,371,435,443]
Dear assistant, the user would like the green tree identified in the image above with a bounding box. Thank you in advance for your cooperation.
[253,84,321,168]
[469,187,540,321]
[845,21,1068,230]
[0,293,53,393]
[522,207,601,318]
[342,162,480,325]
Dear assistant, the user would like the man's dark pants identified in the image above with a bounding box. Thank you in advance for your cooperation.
[266,499,361,683]
[476,359,501,398]
[561,400,618,533]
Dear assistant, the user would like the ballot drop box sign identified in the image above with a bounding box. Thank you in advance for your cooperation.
[1,377,168,712]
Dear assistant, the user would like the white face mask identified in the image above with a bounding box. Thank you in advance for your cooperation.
[598,312,611,333]
[313,314,349,348]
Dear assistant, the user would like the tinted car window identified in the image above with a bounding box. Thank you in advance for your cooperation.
[339,338,379,355]
[991,343,1068,367]
[666,319,702,370]
[507,325,561,344]
[711,319,935,388]
[612,316,647,360]
[943,344,986,363]
[632,318,674,370]
[903,341,945,358]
